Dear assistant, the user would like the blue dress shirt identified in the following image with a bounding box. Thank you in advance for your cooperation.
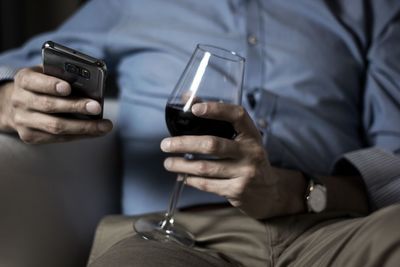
[0,0,399,213]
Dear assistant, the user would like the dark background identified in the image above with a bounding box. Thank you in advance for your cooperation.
[0,0,118,96]
[0,0,85,52]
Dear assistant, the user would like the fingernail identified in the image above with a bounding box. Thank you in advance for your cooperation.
[192,103,206,115]
[56,82,70,95]
[98,121,112,133]
[164,158,172,169]
[86,101,101,115]
[161,139,171,151]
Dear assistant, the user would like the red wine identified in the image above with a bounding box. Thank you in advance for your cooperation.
[165,103,236,139]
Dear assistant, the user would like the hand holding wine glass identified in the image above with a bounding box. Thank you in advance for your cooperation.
[134,44,245,246]
[161,101,285,219]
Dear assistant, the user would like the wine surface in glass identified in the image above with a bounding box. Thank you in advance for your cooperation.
[165,103,236,139]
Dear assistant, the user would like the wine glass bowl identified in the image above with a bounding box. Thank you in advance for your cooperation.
[134,44,245,247]
[165,102,237,140]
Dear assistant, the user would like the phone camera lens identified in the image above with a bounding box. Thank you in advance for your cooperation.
[81,68,91,79]
[65,63,79,74]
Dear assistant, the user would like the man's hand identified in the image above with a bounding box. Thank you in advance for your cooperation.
[160,102,306,219]
[0,66,112,144]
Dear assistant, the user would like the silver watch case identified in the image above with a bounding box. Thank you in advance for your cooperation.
[306,181,327,213]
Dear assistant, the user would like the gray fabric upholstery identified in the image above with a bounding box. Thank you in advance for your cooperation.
[0,99,121,267]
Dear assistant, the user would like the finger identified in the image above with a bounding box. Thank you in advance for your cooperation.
[181,90,202,104]
[17,127,92,144]
[160,135,240,158]
[15,111,112,135]
[163,157,239,178]
[23,90,101,115]
[191,102,260,138]
[14,67,71,96]
[185,176,232,197]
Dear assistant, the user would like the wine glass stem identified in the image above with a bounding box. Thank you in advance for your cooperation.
[160,173,186,230]
[160,153,193,230]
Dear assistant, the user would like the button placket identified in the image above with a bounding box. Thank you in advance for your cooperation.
[244,0,262,91]
[257,118,268,129]
[247,35,258,45]
[254,89,278,146]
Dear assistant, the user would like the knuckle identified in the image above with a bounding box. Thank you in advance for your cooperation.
[19,130,36,144]
[197,161,209,175]
[14,68,26,82]
[202,136,219,153]
[13,113,24,126]
[231,181,246,198]
[236,106,246,120]
[197,179,210,191]
[71,101,85,113]
[252,146,266,162]
[217,164,227,175]
[16,69,30,88]
[40,97,55,113]
[85,122,99,134]
[11,94,22,108]
[243,166,257,179]
[171,138,183,150]
[45,120,64,134]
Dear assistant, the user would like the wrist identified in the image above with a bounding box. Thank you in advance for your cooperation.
[272,167,307,215]
[0,82,15,132]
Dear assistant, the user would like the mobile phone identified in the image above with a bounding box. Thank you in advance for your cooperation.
[42,41,107,120]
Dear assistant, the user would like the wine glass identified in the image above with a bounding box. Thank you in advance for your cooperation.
[134,44,245,247]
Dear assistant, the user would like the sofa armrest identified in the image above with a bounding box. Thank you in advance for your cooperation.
[0,99,121,267]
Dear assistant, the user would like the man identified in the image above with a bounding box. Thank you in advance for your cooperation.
[0,0,399,266]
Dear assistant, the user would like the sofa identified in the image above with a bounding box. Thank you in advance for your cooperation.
[0,99,121,267]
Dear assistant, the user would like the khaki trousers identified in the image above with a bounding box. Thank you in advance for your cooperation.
[88,204,400,267]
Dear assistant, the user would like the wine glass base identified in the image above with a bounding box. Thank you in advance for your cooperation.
[134,216,195,247]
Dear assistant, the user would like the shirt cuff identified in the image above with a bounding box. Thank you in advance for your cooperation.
[0,66,19,83]
[334,147,400,210]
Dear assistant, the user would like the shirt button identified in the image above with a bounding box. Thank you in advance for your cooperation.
[247,35,258,45]
[257,118,268,129]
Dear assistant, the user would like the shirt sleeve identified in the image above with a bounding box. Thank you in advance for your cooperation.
[0,66,18,82]
[334,5,400,210]
[0,0,122,82]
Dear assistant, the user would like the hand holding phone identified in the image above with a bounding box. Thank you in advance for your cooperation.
[42,41,107,120]
[0,41,112,144]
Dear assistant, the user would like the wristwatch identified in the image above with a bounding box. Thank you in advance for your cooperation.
[303,172,327,213]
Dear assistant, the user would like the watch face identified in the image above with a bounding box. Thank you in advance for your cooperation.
[308,185,327,213]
